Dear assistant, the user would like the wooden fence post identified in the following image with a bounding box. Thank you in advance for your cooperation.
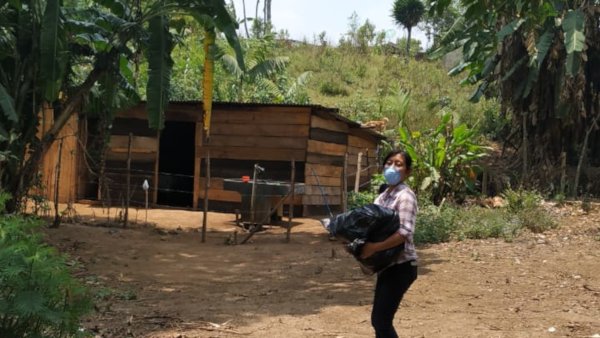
[286,159,295,243]
[354,152,363,193]
[124,133,132,227]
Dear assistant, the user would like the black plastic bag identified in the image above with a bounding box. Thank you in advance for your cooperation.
[325,204,404,274]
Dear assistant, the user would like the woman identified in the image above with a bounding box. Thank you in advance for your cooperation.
[360,150,418,338]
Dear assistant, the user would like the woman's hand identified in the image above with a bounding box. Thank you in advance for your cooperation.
[360,242,379,259]
[360,232,406,259]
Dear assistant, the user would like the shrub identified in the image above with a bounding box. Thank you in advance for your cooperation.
[502,188,542,213]
[347,173,385,210]
[455,207,522,241]
[0,191,10,214]
[518,208,558,233]
[0,213,92,337]
[414,203,458,244]
[319,80,349,96]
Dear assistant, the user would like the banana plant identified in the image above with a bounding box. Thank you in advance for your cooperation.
[427,0,599,192]
[397,111,489,204]
[0,0,244,212]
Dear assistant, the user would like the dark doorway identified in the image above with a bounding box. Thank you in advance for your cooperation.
[157,121,195,207]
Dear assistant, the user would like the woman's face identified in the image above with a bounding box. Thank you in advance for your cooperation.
[384,153,410,183]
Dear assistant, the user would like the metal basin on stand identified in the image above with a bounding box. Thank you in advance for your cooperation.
[223,178,305,225]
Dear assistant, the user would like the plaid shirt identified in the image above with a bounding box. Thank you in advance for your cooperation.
[374,183,418,264]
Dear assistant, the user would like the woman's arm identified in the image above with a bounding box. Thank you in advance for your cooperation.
[360,232,405,259]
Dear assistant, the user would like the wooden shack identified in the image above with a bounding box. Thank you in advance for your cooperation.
[49,101,384,216]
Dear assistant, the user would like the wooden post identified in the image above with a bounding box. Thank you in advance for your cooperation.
[51,139,64,228]
[201,150,210,243]
[354,152,363,193]
[124,133,132,227]
[193,121,203,209]
[559,151,566,196]
[250,164,259,224]
[342,152,348,212]
[482,169,488,196]
[521,113,528,187]
[153,130,160,204]
[286,159,295,243]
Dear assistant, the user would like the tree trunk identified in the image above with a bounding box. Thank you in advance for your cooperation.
[255,0,261,37]
[241,0,250,38]
[406,27,412,61]
[6,64,108,213]
[266,0,272,24]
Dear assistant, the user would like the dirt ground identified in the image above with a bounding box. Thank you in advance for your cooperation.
[41,202,600,338]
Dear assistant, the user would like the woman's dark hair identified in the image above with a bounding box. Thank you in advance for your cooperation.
[382,150,412,170]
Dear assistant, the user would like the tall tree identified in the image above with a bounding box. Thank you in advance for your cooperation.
[241,0,250,38]
[392,0,425,57]
[429,0,600,194]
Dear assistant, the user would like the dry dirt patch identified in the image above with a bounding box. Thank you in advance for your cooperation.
[42,203,600,337]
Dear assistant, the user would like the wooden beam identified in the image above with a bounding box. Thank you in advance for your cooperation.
[211,123,309,137]
[197,147,306,162]
[310,115,349,133]
[211,110,310,125]
[208,135,307,149]
[307,139,347,156]
[305,163,342,177]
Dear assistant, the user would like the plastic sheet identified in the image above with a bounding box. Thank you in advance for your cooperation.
[325,204,404,274]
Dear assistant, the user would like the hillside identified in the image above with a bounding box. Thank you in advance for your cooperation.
[280,43,497,132]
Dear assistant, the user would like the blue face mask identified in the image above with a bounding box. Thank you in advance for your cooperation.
[383,166,402,186]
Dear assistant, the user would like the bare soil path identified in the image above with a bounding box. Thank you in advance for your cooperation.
[42,203,600,337]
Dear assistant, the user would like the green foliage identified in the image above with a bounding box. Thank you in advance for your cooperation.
[428,1,600,190]
[517,207,557,233]
[500,188,557,233]
[414,202,458,244]
[0,214,92,337]
[455,207,521,240]
[0,0,244,211]
[319,80,349,97]
[501,188,542,213]
[392,0,426,30]
[415,198,557,244]
[392,0,426,55]
[396,111,489,204]
[146,15,175,130]
[0,191,10,213]
[347,174,385,210]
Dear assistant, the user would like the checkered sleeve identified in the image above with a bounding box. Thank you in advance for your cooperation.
[395,190,417,237]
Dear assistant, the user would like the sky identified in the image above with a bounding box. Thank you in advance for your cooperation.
[229,0,428,47]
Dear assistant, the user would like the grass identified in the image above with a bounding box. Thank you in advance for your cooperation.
[282,43,498,131]
[414,196,558,245]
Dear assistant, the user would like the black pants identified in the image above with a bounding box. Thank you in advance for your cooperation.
[371,261,418,338]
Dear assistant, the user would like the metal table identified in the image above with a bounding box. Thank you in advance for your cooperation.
[223,178,305,225]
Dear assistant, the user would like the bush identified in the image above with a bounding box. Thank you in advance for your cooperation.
[414,203,458,244]
[502,188,542,212]
[518,208,558,233]
[319,80,349,96]
[0,191,10,214]
[0,213,92,337]
[455,207,522,241]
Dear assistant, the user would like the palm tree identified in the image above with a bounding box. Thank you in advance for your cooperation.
[392,0,425,57]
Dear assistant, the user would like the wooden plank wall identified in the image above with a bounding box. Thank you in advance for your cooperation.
[38,105,79,204]
[303,115,348,208]
[194,105,311,208]
[347,133,379,191]
[103,114,159,206]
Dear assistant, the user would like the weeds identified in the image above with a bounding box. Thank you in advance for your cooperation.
[0,202,92,337]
